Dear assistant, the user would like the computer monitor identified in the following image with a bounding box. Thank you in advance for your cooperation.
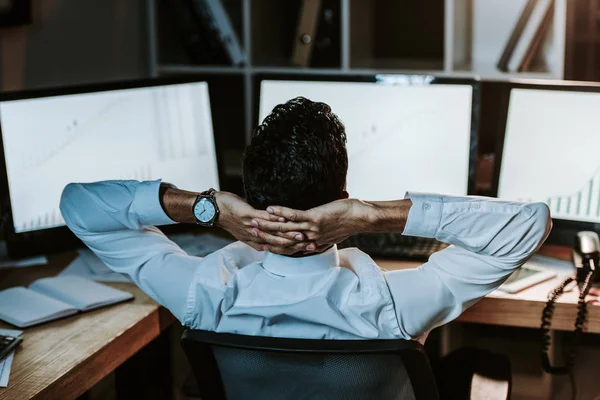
[0,77,220,257]
[496,80,600,246]
[257,74,479,200]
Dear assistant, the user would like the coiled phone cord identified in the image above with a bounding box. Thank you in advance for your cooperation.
[540,270,594,400]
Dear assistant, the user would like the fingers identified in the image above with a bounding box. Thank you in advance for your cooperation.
[295,243,332,256]
[252,228,315,249]
[266,206,310,222]
[264,241,313,255]
[251,218,311,233]
[249,209,272,221]
[269,213,287,222]
[245,241,265,252]
[272,231,306,241]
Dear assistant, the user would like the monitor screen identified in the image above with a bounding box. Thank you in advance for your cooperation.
[498,88,600,224]
[259,79,474,200]
[0,81,219,233]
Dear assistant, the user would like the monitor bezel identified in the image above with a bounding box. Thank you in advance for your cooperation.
[253,73,481,196]
[0,75,225,258]
[492,79,600,247]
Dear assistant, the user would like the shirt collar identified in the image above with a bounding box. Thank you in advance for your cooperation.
[262,245,340,277]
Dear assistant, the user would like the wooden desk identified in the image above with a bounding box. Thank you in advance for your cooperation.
[377,245,600,334]
[0,253,176,400]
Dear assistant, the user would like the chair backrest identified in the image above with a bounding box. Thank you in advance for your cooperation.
[181,329,439,400]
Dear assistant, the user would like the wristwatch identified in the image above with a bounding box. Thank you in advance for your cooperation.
[192,188,220,227]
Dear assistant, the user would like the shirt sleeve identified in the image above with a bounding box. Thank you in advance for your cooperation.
[59,179,200,322]
[383,193,552,339]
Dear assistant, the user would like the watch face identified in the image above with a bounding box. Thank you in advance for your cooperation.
[194,197,216,223]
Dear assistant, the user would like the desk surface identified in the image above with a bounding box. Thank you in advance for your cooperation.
[0,245,598,399]
[0,253,175,400]
[378,245,600,334]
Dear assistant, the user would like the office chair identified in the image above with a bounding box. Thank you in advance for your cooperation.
[181,329,439,400]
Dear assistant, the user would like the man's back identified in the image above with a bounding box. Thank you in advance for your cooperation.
[60,180,551,341]
[184,242,399,339]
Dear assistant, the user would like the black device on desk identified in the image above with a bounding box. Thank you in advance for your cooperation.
[256,73,479,260]
[0,76,222,258]
[539,231,599,399]
[0,334,22,363]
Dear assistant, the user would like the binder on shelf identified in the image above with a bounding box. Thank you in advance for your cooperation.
[311,0,341,68]
[292,0,322,67]
[497,0,536,72]
[506,0,553,73]
[163,0,214,65]
[519,2,553,72]
[164,0,246,66]
[196,0,247,66]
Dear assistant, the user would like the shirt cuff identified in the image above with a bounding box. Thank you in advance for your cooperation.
[402,192,443,238]
[131,179,177,226]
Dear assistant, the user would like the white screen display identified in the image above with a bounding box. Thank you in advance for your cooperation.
[498,88,600,223]
[1,82,219,233]
[259,80,473,201]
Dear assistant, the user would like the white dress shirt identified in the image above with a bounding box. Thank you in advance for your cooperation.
[60,180,551,340]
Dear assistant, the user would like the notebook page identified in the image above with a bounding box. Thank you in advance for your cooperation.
[29,276,133,311]
[0,287,77,328]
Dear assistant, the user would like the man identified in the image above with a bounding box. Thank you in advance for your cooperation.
[60,97,552,340]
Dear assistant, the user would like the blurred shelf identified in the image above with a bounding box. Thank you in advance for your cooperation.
[452,61,555,81]
[252,66,352,75]
[149,0,566,143]
[350,58,444,71]
[158,65,247,75]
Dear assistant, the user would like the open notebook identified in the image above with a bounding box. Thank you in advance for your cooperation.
[0,276,133,328]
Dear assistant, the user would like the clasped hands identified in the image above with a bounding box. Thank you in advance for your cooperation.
[215,192,373,255]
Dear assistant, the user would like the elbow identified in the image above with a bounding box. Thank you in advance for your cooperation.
[517,202,552,260]
[59,183,86,233]
[529,202,552,246]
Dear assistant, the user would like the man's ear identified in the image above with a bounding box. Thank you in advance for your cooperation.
[341,190,349,199]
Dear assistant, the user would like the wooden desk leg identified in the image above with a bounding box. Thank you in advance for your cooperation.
[115,326,174,400]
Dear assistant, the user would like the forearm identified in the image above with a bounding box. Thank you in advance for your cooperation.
[159,184,198,224]
[61,180,175,234]
[356,199,413,234]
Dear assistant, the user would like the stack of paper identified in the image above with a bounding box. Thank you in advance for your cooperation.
[0,241,47,270]
[59,249,130,283]
[0,328,23,388]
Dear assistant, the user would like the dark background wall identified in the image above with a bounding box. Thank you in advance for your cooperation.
[0,0,149,92]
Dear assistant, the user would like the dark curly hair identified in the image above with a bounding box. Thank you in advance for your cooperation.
[242,97,348,211]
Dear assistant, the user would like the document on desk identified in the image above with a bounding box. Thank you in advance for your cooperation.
[0,328,23,387]
[60,233,233,282]
[59,249,131,283]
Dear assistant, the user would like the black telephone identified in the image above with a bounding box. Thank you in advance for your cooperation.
[540,231,599,398]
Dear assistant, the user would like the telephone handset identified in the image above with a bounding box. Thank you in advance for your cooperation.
[540,231,599,397]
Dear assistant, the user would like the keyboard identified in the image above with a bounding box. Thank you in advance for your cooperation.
[339,234,448,260]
